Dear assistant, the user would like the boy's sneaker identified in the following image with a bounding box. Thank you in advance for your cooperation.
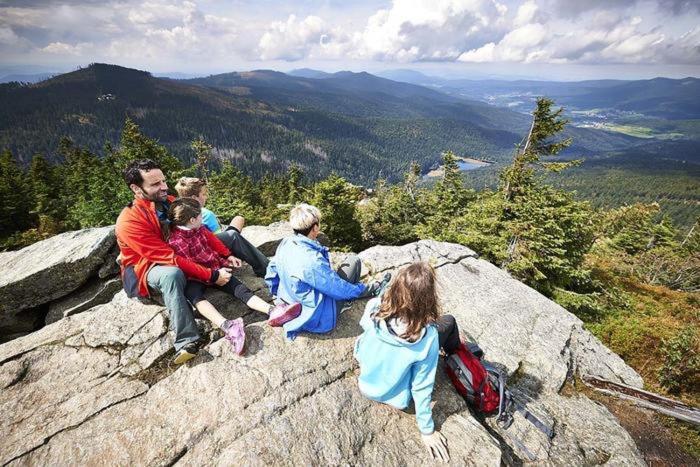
[173,341,200,365]
[222,318,246,355]
[267,302,302,327]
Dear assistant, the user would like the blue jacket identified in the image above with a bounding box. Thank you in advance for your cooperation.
[265,234,366,339]
[201,207,221,234]
[354,297,440,434]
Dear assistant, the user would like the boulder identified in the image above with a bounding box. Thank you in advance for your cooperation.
[0,290,501,466]
[0,235,646,465]
[97,244,121,279]
[0,227,116,333]
[45,277,123,325]
[241,221,293,256]
[241,221,329,256]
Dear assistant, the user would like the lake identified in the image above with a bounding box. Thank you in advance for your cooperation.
[457,160,489,171]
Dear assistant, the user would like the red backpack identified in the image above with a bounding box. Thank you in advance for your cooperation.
[445,342,502,413]
[445,342,554,441]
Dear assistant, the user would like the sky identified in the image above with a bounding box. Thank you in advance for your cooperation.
[0,0,699,81]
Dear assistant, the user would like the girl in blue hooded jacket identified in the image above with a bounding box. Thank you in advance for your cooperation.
[354,262,461,463]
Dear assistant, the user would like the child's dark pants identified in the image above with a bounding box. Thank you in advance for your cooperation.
[185,277,255,306]
[435,314,460,354]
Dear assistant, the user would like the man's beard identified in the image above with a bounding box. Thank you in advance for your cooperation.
[141,190,168,202]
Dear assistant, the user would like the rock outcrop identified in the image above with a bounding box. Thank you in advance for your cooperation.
[241,221,294,256]
[0,227,646,465]
[0,227,118,338]
[241,221,329,256]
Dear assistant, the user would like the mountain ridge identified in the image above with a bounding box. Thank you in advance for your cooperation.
[0,63,644,183]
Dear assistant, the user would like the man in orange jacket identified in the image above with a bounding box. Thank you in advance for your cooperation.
[116,159,233,364]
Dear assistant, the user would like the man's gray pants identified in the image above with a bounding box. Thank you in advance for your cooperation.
[336,254,362,310]
[147,265,200,351]
[216,227,269,277]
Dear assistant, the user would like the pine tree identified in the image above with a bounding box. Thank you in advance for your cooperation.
[357,162,425,246]
[287,164,304,205]
[311,173,363,251]
[0,150,34,238]
[416,151,474,241]
[117,118,182,180]
[191,137,212,181]
[207,161,262,223]
[501,97,577,203]
[28,154,65,234]
[257,174,288,224]
[435,150,471,214]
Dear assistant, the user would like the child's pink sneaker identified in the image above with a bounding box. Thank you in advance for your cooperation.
[222,318,246,355]
[267,302,302,327]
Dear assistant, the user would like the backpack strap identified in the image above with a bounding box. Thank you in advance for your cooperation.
[512,400,554,439]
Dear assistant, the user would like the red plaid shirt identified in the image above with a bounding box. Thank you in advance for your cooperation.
[167,226,231,273]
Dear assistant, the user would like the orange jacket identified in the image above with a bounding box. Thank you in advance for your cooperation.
[115,196,230,297]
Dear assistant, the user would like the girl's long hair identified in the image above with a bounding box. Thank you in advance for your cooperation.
[375,262,440,341]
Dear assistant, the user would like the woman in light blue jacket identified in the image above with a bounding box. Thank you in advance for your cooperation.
[266,203,378,340]
[355,262,461,463]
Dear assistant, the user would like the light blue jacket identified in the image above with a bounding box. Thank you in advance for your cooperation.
[354,297,440,434]
[265,234,366,340]
[201,207,221,233]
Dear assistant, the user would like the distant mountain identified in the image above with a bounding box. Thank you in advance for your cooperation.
[0,64,275,171]
[571,78,700,119]
[376,69,439,86]
[0,63,640,183]
[189,69,526,123]
[381,71,700,120]
[0,73,56,84]
[154,72,204,80]
[287,68,332,79]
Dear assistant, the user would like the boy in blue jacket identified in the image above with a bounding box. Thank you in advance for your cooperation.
[265,203,381,339]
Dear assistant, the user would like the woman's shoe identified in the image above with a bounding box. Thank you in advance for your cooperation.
[222,318,246,355]
[267,302,302,327]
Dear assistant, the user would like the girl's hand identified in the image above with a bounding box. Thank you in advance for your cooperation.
[422,431,449,463]
[216,268,233,286]
[227,256,242,268]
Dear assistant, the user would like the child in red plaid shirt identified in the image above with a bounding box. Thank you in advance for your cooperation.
[167,198,300,355]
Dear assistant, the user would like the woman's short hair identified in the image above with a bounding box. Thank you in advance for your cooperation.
[175,177,206,198]
[289,203,322,235]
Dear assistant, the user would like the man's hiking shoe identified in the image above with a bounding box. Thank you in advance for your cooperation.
[173,342,200,365]
[222,318,246,355]
[267,302,302,327]
[376,272,392,296]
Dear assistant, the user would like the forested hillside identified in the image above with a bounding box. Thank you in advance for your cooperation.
[1,63,637,184]
[459,139,700,229]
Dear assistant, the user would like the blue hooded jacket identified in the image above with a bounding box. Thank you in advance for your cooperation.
[265,234,366,340]
[354,297,440,434]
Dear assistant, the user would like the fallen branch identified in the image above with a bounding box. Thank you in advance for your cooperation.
[582,375,700,426]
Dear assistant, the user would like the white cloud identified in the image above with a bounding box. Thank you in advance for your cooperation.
[513,1,542,27]
[0,25,21,45]
[349,0,510,62]
[0,0,698,69]
[458,7,700,65]
[41,41,90,55]
[257,15,332,61]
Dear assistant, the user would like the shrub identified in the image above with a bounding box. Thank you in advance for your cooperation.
[659,327,700,393]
